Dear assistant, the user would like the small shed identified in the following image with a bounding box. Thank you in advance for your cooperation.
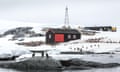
[46,28,81,44]
[84,26,116,32]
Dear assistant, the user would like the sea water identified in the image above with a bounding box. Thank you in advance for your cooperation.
[0,67,120,72]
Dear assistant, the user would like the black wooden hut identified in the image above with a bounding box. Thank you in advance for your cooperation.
[46,28,81,44]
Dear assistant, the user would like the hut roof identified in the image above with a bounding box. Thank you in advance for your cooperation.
[48,28,80,34]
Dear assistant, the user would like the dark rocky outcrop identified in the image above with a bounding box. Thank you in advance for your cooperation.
[0,57,120,70]
[60,58,120,69]
[0,57,62,70]
[3,27,33,36]
[1,27,44,41]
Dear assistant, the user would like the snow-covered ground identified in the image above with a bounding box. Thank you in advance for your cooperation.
[0,20,120,64]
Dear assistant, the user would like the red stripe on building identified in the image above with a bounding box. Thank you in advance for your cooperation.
[55,34,64,42]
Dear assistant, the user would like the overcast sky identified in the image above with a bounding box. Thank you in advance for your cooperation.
[0,0,120,26]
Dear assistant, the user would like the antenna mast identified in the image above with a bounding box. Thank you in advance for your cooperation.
[64,6,70,28]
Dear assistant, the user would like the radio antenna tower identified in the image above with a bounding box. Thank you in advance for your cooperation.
[64,6,70,29]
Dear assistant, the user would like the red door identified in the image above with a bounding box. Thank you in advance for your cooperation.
[55,34,64,42]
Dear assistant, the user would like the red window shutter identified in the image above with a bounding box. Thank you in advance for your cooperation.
[55,34,64,42]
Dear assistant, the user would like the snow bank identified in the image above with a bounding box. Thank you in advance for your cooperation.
[0,36,31,58]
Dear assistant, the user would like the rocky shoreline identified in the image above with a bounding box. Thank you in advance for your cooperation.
[0,57,119,70]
